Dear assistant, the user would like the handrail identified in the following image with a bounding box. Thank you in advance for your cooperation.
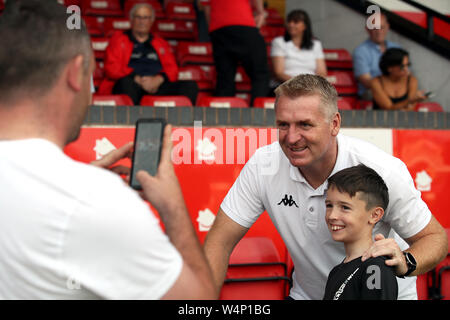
[334,0,449,59]
[400,0,450,24]
[399,0,450,41]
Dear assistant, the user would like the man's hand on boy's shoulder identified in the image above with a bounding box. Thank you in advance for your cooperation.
[361,234,408,277]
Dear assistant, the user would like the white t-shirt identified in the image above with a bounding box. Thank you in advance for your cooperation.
[0,139,182,299]
[271,37,325,77]
[221,134,431,300]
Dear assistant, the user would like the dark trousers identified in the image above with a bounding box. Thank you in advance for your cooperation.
[112,74,198,106]
[210,25,270,106]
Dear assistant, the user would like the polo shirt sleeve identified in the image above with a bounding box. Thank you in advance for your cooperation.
[220,154,265,229]
[382,159,432,240]
[352,45,371,78]
[63,173,182,299]
[271,37,287,57]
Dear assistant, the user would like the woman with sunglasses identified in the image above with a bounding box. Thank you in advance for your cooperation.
[371,48,426,110]
[270,9,327,85]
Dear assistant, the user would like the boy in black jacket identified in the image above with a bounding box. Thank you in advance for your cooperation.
[323,164,398,300]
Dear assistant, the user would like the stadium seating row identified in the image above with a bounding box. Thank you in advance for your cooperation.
[91,94,442,111]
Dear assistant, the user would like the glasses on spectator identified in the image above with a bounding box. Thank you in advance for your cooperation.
[133,15,152,20]
[400,62,411,70]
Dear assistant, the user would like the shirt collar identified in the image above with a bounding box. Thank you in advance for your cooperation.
[126,30,153,45]
[288,134,347,194]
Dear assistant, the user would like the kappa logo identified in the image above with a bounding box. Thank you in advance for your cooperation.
[277,194,299,208]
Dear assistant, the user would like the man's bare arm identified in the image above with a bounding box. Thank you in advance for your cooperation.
[137,125,216,299]
[362,215,448,277]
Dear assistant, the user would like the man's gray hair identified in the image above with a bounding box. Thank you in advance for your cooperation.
[129,3,155,21]
[274,74,338,120]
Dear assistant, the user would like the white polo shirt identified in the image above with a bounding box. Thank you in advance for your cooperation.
[271,37,325,77]
[221,134,431,300]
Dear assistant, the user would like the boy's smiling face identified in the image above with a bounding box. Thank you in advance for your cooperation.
[325,186,377,243]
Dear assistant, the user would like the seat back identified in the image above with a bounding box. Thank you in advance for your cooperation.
[81,0,123,16]
[415,102,444,112]
[197,96,248,108]
[92,94,134,106]
[91,37,110,60]
[140,95,193,107]
[323,48,353,69]
[253,97,275,109]
[166,2,196,20]
[152,19,198,41]
[220,237,290,300]
[176,42,214,66]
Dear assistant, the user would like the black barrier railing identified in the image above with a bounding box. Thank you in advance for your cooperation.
[336,0,450,59]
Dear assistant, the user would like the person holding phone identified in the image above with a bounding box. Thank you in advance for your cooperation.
[0,0,215,300]
[371,48,426,110]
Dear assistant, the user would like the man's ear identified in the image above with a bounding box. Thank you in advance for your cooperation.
[330,112,341,137]
[369,207,384,225]
[66,55,84,92]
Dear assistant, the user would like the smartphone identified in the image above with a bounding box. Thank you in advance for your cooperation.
[129,118,166,190]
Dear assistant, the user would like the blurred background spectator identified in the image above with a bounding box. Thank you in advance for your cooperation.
[271,9,327,87]
[371,48,426,110]
[101,3,198,105]
[353,12,401,100]
[209,0,270,106]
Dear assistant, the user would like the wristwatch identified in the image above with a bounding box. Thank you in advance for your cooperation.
[402,251,417,277]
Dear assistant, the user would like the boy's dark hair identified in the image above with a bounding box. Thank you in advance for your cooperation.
[0,0,91,103]
[327,164,389,210]
[379,48,409,76]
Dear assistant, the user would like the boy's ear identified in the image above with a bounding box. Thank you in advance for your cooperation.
[369,207,384,225]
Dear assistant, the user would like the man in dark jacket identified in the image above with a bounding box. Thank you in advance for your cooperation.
[101,3,198,105]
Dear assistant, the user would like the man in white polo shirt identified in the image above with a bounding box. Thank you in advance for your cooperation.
[204,74,448,300]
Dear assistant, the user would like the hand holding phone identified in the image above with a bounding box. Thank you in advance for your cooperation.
[130,118,166,190]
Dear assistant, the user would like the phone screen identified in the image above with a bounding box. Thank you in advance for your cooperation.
[130,119,165,190]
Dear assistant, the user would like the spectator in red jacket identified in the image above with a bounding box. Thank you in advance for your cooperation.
[103,3,198,105]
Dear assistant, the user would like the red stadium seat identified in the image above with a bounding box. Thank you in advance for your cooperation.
[415,102,444,112]
[93,61,105,87]
[81,0,123,16]
[433,228,450,299]
[197,96,248,108]
[140,95,193,107]
[92,94,134,106]
[91,37,109,60]
[152,19,198,41]
[103,17,131,36]
[58,0,82,6]
[337,98,353,110]
[166,2,196,20]
[259,25,285,44]
[323,48,353,70]
[417,272,432,300]
[326,70,358,95]
[178,66,214,91]
[265,8,284,26]
[220,237,290,300]
[235,67,251,92]
[253,97,275,109]
[176,42,214,66]
[83,15,104,37]
[124,0,165,19]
